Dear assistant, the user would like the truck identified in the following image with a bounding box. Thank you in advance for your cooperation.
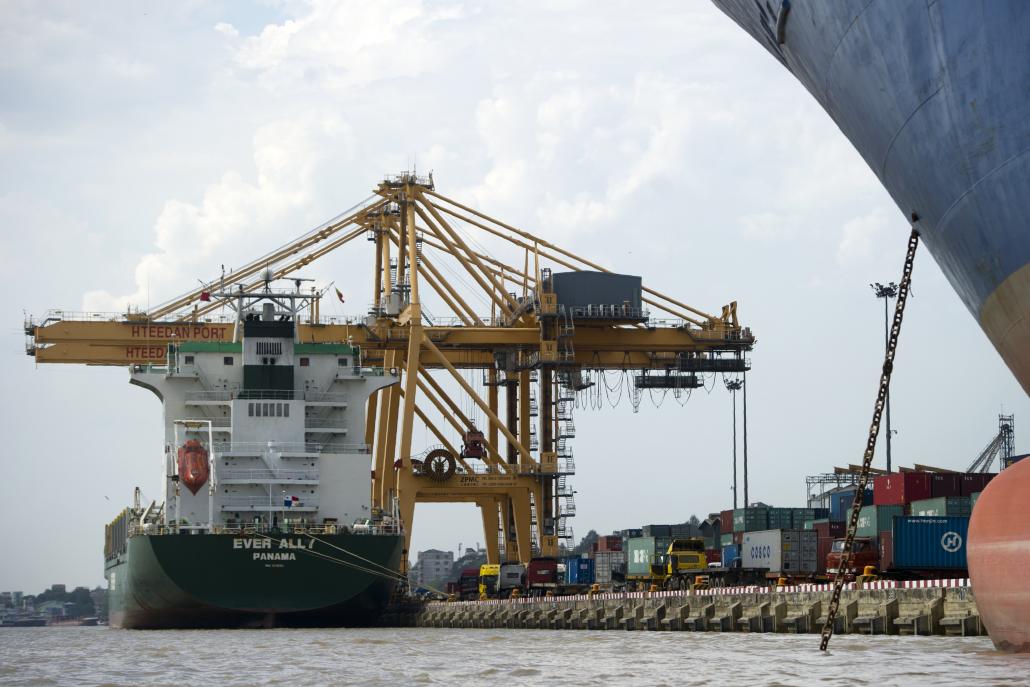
[626,536,708,589]
[458,567,481,600]
[741,529,818,577]
[478,564,500,598]
[825,516,969,581]
[497,562,525,598]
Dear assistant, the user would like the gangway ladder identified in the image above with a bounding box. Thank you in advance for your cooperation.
[819,226,920,652]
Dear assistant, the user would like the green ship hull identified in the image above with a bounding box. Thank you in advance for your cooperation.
[105,532,404,629]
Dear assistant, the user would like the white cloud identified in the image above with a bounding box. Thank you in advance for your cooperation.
[83,113,354,312]
[837,208,889,262]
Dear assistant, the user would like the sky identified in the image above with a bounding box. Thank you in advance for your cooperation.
[1,0,1027,592]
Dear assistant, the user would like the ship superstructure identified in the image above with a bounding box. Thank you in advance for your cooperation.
[104,283,404,628]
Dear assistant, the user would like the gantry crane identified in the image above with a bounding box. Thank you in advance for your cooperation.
[26,173,755,565]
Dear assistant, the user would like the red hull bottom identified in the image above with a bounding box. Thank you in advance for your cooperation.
[968,459,1030,652]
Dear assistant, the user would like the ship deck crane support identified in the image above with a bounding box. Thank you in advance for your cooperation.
[27,174,755,565]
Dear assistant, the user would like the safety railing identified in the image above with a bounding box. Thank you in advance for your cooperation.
[128,521,403,537]
[220,496,319,509]
[220,468,319,482]
[304,417,347,428]
[304,391,349,403]
[181,417,231,427]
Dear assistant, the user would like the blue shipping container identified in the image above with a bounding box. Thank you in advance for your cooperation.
[721,544,740,567]
[892,516,969,570]
[563,557,595,585]
[830,488,873,521]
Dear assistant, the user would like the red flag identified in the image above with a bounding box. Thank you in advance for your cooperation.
[200,291,211,302]
[335,287,345,303]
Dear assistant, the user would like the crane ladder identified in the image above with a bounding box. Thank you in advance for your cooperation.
[819,227,920,652]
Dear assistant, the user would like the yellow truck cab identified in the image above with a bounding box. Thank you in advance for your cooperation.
[666,538,708,581]
[478,564,500,599]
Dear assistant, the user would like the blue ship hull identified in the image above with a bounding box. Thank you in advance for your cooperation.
[713,0,1030,394]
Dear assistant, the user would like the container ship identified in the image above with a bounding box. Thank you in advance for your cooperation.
[104,286,404,628]
[712,0,1030,652]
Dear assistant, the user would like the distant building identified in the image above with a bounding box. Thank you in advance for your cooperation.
[410,549,454,588]
[12,592,23,607]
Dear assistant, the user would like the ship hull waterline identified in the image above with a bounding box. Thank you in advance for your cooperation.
[105,532,404,629]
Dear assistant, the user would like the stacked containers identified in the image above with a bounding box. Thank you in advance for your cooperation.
[643,524,672,538]
[928,473,962,497]
[733,507,769,532]
[830,487,873,522]
[970,492,981,510]
[909,496,971,517]
[873,472,932,505]
[720,509,735,531]
[595,535,623,552]
[960,473,995,496]
[720,532,734,546]
[767,508,793,529]
[856,504,904,540]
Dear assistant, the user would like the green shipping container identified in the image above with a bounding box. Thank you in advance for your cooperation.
[856,505,904,537]
[909,496,971,517]
[970,492,981,511]
[733,508,769,532]
[720,532,734,546]
[626,537,656,578]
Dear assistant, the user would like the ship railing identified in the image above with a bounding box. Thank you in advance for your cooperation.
[128,521,402,537]
[220,496,320,509]
[220,468,319,481]
[213,441,370,454]
[304,417,346,428]
[181,416,231,427]
[304,391,349,403]
[185,390,233,402]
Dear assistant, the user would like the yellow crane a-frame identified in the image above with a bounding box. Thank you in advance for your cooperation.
[27,173,755,567]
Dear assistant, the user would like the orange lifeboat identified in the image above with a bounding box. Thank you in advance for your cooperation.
[177,440,210,495]
[968,458,1030,653]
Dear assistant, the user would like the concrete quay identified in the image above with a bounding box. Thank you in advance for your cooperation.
[417,580,985,636]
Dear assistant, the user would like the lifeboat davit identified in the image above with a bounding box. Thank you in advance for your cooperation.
[177,440,210,495]
[968,458,1030,652]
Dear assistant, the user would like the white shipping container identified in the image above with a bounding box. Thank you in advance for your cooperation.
[741,529,818,574]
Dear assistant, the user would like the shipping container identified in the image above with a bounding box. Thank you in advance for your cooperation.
[595,535,623,552]
[874,472,932,505]
[830,488,873,521]
[643,524,672,538]
[563,557,595,585]
[960,473,995,496]
[721,544,740,567]
[970,491,981,511]
[928,473,962,498]
[526,558,559,588]
[879,531,894,571]
[720,532,734,546]
[552,271,638,315]
[720,509,734,531]
[741,529,818,574]
[593,550,626,585]
[626,537,659,578]
[732,507,769,532]
[617,528,643,539]
[498,562,526,592]
[891,516,969,570]
[816,536,834,574]
[856,504,904,538]
[909,496,971,517]
[811,520,846,539]
[705,548,721,564]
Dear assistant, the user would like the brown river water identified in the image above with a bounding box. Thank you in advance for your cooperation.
[1,626,1027,686]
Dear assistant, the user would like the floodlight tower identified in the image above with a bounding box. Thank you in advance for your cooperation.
[871,282,899,473]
